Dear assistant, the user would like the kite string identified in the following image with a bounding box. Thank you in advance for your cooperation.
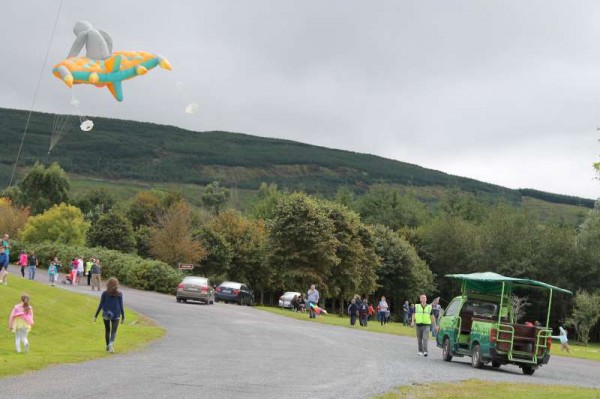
[8,0,64,187]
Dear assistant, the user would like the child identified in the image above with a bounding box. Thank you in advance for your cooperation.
[9,294,34,353]
[552,326,571,353]
[359,299,369,327]
[18,250,28,278]
[48,261,58,286]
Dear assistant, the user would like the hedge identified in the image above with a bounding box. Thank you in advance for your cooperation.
[11,241,183,295]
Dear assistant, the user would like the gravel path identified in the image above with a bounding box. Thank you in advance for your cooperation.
[0,284,598,399]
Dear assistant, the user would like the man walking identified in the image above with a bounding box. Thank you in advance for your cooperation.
[411,294,436,357]
[403,300,410,326]
[0,246,9,285]
[27,251,38,280]
[307,284,319,319]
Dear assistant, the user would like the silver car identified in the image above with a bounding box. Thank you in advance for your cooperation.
[176,276,215,305]
[279,291,301,308]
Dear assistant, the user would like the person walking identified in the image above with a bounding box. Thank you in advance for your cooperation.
[85,258,93,286]
[307,284,320,319]
[18,251,28,278]
[378,296,389,326]
[48,261,58,286]
[431,297,441,337]
[403,300,410,326]
[2,234,10,259]
[8,294,34,353]
[90,259,102,291]
[94,277,125,353]
[0,246,9,286]
[27,251,38,280]
[411,294,436,357]
[358,299,369,327]
[348,298,358,326]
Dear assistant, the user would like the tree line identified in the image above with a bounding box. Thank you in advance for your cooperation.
[2,162,599,343]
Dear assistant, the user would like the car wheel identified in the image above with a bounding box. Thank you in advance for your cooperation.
[248,297,253,307]
[182,299,187,303]
[442,337,453,362]
[522,366,535,375]
[238,297,244,306]
[176,298,181,303]
[491,360,501,368]
[471,344,483,368]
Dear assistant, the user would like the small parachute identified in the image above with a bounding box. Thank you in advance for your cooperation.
[48,93,93,155]
[176,81,199,114]
[185,103,198,114]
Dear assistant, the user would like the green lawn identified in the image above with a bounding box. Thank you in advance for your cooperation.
[375,380,600,399]
[257,306,600,362]
[0,275,165,378]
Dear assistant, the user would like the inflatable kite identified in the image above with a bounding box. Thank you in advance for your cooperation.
[310,303,328,315]
[52,51,172,101]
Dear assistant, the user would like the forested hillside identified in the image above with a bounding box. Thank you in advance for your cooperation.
[0,107,594,208]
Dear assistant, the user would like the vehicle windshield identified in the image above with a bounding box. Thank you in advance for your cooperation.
[184,277,208,286]
[220,282,242,289]
[463,299,498,318]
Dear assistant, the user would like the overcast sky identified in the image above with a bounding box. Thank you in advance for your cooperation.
[1,1,600,199]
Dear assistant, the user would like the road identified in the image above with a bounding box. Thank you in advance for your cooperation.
[1,284,599,399]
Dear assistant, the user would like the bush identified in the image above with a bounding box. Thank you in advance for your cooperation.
[11,241,182,295]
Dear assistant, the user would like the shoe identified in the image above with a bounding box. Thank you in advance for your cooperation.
[424,352,428,357]
[108,343,114,353]
[418,352,423,356]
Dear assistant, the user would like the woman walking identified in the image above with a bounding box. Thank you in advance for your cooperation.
[94,277,125,353]
[9,294,34,353]
[378,296,389,326]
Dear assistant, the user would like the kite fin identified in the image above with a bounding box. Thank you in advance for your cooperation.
[104,54,122,73]
[106,81,124,101]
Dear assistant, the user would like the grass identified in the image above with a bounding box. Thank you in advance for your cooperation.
[0,274,165,378]
[374,380,600,399]
[256,306,600,362]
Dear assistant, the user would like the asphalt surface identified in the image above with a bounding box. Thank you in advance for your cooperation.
[1,284,599,399]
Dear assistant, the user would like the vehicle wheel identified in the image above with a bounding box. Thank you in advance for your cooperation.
[442,337,453,362]
[238,298,244,306]
[522,366,535,375]
[471,344,483,369]
[204,299,209,305]
[248,298,253,307]
[176,298,181,303]
[182,299,187,303]
[491,360,501,368]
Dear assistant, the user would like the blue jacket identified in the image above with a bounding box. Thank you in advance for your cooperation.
[94,291,125,321]
[0,252,8,268]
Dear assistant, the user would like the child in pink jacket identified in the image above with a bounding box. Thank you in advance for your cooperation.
[8,294,34,353]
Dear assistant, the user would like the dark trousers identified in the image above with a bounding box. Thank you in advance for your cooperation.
[350,314,357,326]
[87,273,92,285]
[360,315,368,326]
[103,318,120,345]
[20,267,25,277]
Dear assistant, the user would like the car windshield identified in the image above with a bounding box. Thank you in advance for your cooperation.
[184,277,207,286]
[220,282,242,289]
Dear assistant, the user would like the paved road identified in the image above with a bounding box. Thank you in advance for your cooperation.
[1,285,599,399]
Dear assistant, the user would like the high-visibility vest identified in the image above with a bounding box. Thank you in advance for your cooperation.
[414,304,432,325]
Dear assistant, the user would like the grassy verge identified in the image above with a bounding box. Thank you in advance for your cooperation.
[0,275,165,378]
[256,306,600,362]
[374,380,600,399]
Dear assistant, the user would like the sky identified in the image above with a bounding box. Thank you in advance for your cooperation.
[1,1,600,199]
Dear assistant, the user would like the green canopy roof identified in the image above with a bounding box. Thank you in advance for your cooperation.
[445,272,572,295]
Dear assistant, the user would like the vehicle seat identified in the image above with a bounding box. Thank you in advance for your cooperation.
[460,311,474,333]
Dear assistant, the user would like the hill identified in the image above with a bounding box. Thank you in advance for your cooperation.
[0,107,594,210]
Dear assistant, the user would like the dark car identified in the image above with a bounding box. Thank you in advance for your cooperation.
[176,276,215,305]
[214,281,254,306]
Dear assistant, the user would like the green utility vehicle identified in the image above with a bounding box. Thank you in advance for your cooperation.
[436,272,572,375]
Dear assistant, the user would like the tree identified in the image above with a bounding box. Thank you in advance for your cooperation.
[150,202,205,266]
[20,203,89,246]
[320,200,379,314]
[249,183,281,220]
[510,295,530,324]
[268,193,340,293]
[127,191,163,227]
[209,210,270,302]
[200,181,230,215]
[373,224,434,309]
[194,226,233,282]
[566,290,600,346]
[356,185,428,230]
[0,198,29,238]
[87,208,136,253]
[17,162,70,215]
[574,201,600,291]
[73,188,117,223]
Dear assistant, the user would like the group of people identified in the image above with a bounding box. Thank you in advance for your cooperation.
[290,294,307,313]
[63,256,103,290]
[8,277,126,354]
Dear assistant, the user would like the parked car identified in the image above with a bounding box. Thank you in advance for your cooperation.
[176,276,215,305]
[215,281,254,306]
[279,291,301,308]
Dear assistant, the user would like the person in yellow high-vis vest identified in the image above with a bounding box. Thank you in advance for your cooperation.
[411,294,437,357]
